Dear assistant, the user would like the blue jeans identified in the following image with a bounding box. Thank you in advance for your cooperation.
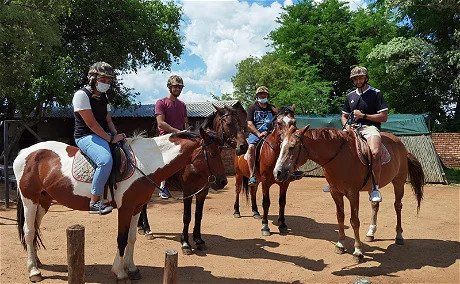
[75,134,113,197]
[247,133,260,145]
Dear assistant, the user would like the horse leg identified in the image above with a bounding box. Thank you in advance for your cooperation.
[393,180,405,245]
[251,185,261,219]
[365,201,379,242]
[330,191,347,255]
[348,194,364,263]
[138,204,154,240]
[123,213,142,280]
[278,184,289,234]
[181,197,193,255]
[21,198,43,282]
[261,183,270,236]
[193,195,207,251]
[233,174,242,218]
[111,210,132,281]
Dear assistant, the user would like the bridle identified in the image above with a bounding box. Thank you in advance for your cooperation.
[215,112,242,147]
[291,132,346,174]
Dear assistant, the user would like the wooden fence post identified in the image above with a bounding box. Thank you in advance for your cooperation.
[67,224,85,284]
[163,249,178,284]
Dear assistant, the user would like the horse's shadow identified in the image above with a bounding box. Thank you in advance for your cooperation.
[39,263,301,283]
[331,239,460,277]
[154,232,327,272]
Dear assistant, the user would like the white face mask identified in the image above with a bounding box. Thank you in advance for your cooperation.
[96,82,110,93]
[257,98,268,104]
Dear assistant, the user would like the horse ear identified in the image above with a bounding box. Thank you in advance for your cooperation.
[199,127,208,140]
[291,104,295,112]
[212,104,224,114]
[300,125,310,135]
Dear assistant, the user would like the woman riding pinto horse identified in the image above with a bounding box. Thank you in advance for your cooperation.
[234,106,299,236]
[14,128,227,282]
[273,125,424,263]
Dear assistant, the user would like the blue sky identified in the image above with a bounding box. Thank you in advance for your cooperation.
[121,0,366,104]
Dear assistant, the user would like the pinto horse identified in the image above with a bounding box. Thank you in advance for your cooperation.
[136,104,247,241]
[14,128,226,282]
[273,126,424,263]
[233,106,297,236]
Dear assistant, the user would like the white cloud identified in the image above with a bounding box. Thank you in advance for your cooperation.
[123,0,365,104]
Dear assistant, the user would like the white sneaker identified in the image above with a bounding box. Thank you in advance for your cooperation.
[369,190,382,202]
[323,185,330,192]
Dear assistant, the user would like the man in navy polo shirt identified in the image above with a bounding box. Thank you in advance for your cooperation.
[341,66,388,202]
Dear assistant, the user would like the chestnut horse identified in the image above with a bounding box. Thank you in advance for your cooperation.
[14,128,226,282]
[233,106,297,236]
[273,126,424,263]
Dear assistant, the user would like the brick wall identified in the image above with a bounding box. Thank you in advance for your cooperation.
[431,133,460,167]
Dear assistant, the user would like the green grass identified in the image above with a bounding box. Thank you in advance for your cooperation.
[444,167,460,184]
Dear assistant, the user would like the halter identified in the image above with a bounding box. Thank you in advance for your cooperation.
[292,132,347,173]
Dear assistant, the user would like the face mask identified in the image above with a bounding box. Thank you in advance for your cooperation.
[257,98,268,104]
[96,82,110,93]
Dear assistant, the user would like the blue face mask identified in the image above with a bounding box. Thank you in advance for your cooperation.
[257,98,268,104]
[96,82,110,93]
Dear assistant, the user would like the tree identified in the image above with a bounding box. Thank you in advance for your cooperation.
[0,0,183,161]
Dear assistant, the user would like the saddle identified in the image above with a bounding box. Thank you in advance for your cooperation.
[351,129,391,166]
[72,142,136,190]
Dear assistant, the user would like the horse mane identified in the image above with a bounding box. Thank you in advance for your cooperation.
[307,128,352,142]
[125,130,147,145]
[170,131,201,140]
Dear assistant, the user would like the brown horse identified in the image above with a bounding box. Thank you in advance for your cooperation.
[137,104,247,255]
[14,128,226,282]
[273,126,425,263]
[233,106,297,236]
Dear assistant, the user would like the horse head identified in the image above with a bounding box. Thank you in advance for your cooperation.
[274,124,310,182]
[191,127,228,189]
[211,104,248,156]
[272,104,296,140]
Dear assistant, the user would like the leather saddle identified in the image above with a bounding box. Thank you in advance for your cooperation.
[72,142,136,187]
[351,129,391,166]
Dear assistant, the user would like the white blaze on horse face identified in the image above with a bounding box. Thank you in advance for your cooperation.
[282,116,295,126]
[274,137,290,178]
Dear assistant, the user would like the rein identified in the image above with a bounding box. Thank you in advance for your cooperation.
[124,137,218,201]
[294,134,347,173]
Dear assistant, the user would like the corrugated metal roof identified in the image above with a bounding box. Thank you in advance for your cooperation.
[44,100,241,118]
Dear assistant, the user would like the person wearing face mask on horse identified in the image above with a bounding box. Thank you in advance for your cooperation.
[246,86,278,186]
[73,62,126,215]
[341,66,388,203]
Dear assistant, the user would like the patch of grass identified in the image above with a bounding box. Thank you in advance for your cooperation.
[444,167,460,184]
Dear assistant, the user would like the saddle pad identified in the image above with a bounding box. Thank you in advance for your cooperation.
[354,131,391,166]
[72,145,136,183]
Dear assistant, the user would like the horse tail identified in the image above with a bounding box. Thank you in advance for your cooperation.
[242,176,250,202]
[16,192,27,250]
[16,193,46,251]
[407,152,425,213]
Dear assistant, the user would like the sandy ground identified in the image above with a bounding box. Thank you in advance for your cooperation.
[0,177,459,284]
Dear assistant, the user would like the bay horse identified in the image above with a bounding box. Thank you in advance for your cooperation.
[136,104,247,255]
[14,128,227,282]
[273,126,424,263]
[233,106,297,236]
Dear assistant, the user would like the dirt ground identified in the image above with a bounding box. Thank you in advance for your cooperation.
[0,177,459,284]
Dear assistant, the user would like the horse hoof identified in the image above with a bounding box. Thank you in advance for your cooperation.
[261,228,271,236]
[334,245,346,254]
[144,231,154,240]
[353,254,364,264]
[182,247,193,255]
[29,273,44,283]
[116,277,131,284]
[253,212,261,219]
[137,227,145,235]
[233,212,241,218]
[196,243,207,251]
[365,235,375,242]
[395,237,405,245]
[279,225,289,234]
[128,268,142,280]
